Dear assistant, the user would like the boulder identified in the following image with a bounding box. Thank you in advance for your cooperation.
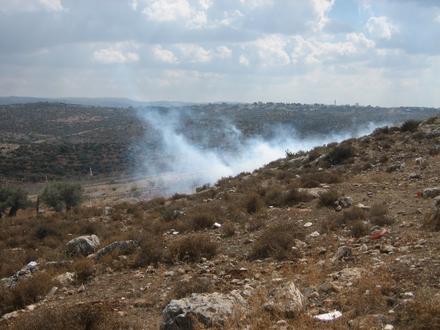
[1,261,38,288]
[65,235,100,257]
[161,291,246,330]
[264,282,305,318]
[423,187,440,199]
[332,246,352,262]
[92,240,139,260]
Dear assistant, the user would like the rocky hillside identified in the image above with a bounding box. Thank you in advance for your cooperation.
[1,117,440,329]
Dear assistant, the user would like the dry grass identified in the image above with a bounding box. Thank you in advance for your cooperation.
[7,302,125,330]
[169,277,213,300]
[244,193,264,214]
[0,272,52,316]
[134,233,164,267]
[369,203,393,226]
[168,234,218,262]
[72,258,95,284]
[395,288,440,329]
[221,221,236,237]
[425,206,440,231]
[318,190,339,208]
[250,222,304,261]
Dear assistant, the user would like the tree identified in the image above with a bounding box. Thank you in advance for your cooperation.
[0,186,30,217]
[40,182,83,212]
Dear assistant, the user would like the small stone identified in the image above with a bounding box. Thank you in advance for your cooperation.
[309,231,320,238]
[384,325,394,330]
[303,222,313,228]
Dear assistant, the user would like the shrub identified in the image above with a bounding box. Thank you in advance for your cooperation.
[300,171,342,188]
[35,226,59,240]
[350,220,369,238]
[250,222,305,261]
[369,203,393,226]
[245,193,264,214]
[170,277,213,300]
[40,182,82,212]
[169,234,217,262]
[221,222,235,237]
[400,119,420,132]
[9,302,124,330]
[425,205,440,231]
[134,234,164,267]
[326,144,354,165]
[190,213,215,231]
[395,289,440,329]
[73,258,95,284]
[283,187,313,206]
[0,272,52,316]
[319,190,339,208]
[0,186,30,217]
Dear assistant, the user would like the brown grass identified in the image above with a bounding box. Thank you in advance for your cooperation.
[318,190,339,208]
[134,233,164,267]
[168,234,218,262]
[72,258,95,284]
[250,222,305,260]
[7,302,125,330]
[244,193,264,214]
[0,272,52,316]
[369,203,393,226]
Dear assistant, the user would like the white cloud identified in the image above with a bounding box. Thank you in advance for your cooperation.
[239,0,273,9]
[435,13,440,23]
[366,16,398,40]
[311,0,335,30]
[138,0,209,29]
[177,44,212,62]
[254,35,290,66]
[215,46,232,59]
[93,48,139,64]
[1,0,63,12]
[152,45,178,63]
[239,55,250,66]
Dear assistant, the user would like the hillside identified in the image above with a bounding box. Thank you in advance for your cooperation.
[0,102,439,183]
[1,116,440,329]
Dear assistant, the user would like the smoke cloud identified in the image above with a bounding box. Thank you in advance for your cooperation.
[135,109,388,195]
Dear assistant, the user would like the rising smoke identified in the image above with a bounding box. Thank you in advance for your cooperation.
[135,108,388,195]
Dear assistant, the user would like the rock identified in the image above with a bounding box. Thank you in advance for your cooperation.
[408,172,422,180]
[65,235,100,257]
[336,196,353,209]
[55,272,75,286]
[309,231,320,238]
[303,222,313,228]
[387,162,405,172]
[213,222,222,229]
[333,246,352,262]
[264,282,305,318]
[331,267,363,283]
[318,282,337,294]
[380,245,395,254]
[422,187,440,198]
[314,310,342,322]
[1,261,39,288]
[415,157,426,167]
[384,325,394,330]
[92,240,139,260]
[161,291,246,329]
[356,203,371,210]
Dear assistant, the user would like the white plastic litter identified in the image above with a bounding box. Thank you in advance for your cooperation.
[313,310,342,321]
[213,222,222,228]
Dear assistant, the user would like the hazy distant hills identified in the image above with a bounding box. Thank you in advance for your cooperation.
[0,96,193,108]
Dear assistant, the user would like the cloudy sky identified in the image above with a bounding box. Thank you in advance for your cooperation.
[0,0,439,106]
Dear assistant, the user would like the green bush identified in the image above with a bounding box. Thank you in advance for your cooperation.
[0,186,30,217]
[40,182,82,212]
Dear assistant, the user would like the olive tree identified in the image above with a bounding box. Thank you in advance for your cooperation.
[40,182,83,212]
[0,186,30,217]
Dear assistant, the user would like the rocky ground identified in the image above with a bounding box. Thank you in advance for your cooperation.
[1,117,440,329]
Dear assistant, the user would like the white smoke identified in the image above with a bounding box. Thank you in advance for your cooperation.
[136,109,387,195]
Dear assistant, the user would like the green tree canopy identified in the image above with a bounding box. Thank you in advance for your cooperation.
[0,186,30,217]
[40,182,83,212]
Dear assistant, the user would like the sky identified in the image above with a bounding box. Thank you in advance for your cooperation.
[0,0,439,107]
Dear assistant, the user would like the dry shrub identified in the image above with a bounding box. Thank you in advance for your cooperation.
[250,222,304,261]
[326,144,354,165]
[396,289,440,329]
[248,214,266,232]
[169,234,217,262]
[169,277,213,300]
[369,203,393,226]
[425,206,440,231]
[72,258,95,284]
[190,213,215,231]
[264,186,312,208]
[245,193,264,214]
[350,220,369,238]
[300,171,342,188]
[221,222,235,237]
[318,190,339,207]
[134,234,164,267]
[0,272,52,316]
[400,119,420,132]
[8,302,124,330]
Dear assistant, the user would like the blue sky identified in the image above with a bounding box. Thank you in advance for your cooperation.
[0,0,439,106]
